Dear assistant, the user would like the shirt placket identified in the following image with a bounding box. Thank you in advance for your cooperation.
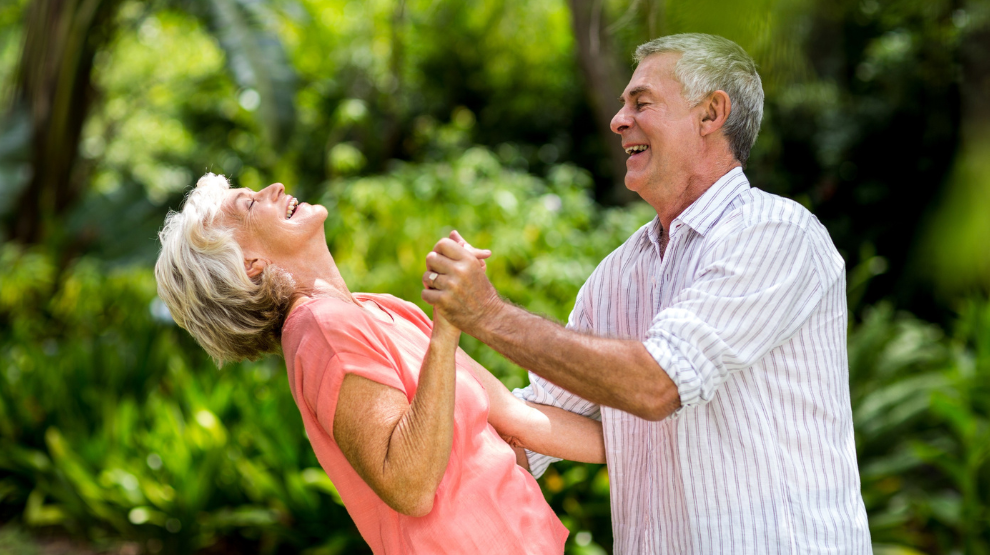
[644,222,682,553]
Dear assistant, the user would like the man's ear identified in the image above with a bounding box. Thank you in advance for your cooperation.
[244,257,270,278]
[700,90,731,136]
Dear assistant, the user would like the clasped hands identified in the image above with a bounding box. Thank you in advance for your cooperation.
[421,231,501,334]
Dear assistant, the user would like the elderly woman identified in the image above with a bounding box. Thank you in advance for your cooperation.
[155,174,604,554]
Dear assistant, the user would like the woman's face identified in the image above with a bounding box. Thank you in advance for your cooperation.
[221,182,328,261]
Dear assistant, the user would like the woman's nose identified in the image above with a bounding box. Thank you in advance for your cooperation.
[260,182,285,199]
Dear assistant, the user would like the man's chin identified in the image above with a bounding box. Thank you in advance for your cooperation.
[624,174,647,193]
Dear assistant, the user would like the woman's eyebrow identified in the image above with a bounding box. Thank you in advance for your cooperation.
[221,191,248,220]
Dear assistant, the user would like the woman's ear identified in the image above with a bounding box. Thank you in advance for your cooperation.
[244,257,269,278]
[700,90,732,136]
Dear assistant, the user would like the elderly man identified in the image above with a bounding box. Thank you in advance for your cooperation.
[423,33,871,553]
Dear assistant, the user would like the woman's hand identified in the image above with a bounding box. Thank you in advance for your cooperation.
[422,230,490,292]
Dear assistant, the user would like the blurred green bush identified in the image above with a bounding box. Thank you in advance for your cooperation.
[851,300,990,554]
[0,147,652,554]
[3,143,990,554]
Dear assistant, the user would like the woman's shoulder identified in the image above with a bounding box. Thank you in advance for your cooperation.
[286,297,391,348]
[359,293,433,327]
[289,296,364,326]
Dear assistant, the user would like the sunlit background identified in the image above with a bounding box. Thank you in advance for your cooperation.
[1,0,989,553]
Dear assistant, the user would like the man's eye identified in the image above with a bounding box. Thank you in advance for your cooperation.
[636,102,648,110]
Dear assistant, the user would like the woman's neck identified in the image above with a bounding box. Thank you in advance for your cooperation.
[283,248,357,311]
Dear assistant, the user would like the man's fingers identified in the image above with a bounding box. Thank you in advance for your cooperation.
[468,247,492,260]
[432,237,472,261]
[422,271,440,290]
[425,251,458,275]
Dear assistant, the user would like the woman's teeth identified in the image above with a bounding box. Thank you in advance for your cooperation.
[286,197,299,219]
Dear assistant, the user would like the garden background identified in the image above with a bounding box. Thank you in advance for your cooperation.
[2,0,990,553]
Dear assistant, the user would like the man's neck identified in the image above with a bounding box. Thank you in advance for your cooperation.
[658,224,669,259]
[647,162,741,232]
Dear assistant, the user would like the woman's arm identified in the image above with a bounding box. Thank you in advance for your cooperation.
[461,352,606,465]
[333,312,460,517]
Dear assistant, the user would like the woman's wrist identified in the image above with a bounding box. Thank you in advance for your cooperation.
[431,310,461,344]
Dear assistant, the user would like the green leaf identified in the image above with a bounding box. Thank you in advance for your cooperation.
[189,0,296,149]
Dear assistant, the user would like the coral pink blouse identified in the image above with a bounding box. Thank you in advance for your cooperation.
[281,293,568,554]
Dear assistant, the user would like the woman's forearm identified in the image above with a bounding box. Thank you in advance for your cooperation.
[463,353,606,464]
[379,316,460,516]
[511,402,605,464]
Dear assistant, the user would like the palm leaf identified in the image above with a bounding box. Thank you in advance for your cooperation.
[181,0,297,150]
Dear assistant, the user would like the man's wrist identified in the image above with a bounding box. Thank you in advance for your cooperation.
[471,293,508,341]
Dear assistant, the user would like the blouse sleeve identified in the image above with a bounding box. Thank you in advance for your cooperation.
[296,302,408,442]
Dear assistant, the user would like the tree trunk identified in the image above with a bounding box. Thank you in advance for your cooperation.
[4,0,118,245]
[567,0,636,204]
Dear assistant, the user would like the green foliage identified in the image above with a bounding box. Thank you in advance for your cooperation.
[0,525,41,555]
[0,243,366,554]
[0,148,650,554]
[852,301,990,553]
[2,0,990,552]
[8,130,989,553]
[323,138,654,386]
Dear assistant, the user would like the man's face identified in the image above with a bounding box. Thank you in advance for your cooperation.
[611,53,702,196]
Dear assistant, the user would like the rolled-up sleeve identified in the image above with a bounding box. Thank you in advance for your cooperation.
[645,220,827,414]
[512,282,602,478]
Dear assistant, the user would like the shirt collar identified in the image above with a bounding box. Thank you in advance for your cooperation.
[672,167,750,237]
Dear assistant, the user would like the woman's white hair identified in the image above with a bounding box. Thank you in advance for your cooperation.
[155,173,296,365]
[635,33,764,165]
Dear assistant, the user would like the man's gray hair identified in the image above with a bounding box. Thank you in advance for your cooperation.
[155,173,296,365]
[635,33,764,164]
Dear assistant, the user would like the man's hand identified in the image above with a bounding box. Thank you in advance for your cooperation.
[421,231,501,333]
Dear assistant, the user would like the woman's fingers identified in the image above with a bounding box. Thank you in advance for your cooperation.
[421,287,441,305]
[449,230,492,260]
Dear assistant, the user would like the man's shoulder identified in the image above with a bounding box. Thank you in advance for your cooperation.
[729,187,819,230]
[709,187,835,248]
[715,187,845,280]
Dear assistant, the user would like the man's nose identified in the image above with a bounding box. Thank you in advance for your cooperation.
[611,107,631,134]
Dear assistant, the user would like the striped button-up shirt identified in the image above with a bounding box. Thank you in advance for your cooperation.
[516,168,871,554]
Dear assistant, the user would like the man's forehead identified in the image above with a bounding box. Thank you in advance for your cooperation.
[625,54,678,90]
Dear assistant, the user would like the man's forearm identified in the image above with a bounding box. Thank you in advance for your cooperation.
[470,301,681,421]
[422,236,680,420]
